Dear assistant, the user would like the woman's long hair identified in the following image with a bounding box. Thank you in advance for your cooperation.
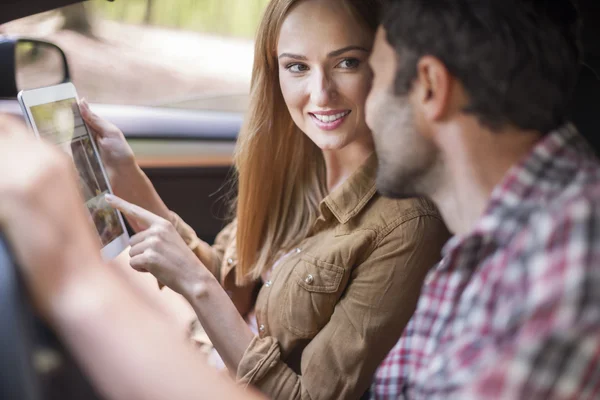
[233,0,380,285]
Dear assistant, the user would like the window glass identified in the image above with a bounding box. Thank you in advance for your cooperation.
[0,0,270,111]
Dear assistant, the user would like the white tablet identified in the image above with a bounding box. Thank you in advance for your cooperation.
[18,82,129,260]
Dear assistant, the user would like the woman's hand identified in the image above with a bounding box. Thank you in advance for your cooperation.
[79,99,136,175]
[106,196,254,371]
[80,101,171,225]
[106,194,210,298]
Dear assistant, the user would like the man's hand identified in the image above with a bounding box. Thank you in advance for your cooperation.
[0,115,264,400]
[0,119,102,316]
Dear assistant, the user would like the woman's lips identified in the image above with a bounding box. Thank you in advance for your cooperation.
[309,110,351,131]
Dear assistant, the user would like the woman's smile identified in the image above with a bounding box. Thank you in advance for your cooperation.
[309,109,351,131]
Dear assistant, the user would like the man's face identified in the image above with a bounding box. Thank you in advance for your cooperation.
[366,27,439,199]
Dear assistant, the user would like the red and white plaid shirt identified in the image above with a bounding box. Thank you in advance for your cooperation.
[372,124,600,399]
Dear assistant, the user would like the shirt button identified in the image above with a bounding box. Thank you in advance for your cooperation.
[227,258,234,265]
[295,247,302,253]
[265,280,272,287]
[305,274,314,285]
[259,324,265,333]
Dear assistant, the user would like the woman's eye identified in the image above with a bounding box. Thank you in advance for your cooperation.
[337,58,360,69]
[286,63,309,73]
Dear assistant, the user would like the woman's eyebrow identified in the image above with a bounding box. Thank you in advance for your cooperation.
[278,46,369,60]
[278,53,307,60]
[327,45,369,57]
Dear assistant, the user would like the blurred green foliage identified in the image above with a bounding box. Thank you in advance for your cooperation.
[90,0,271,38]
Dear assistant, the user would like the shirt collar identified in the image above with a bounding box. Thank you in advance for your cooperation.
[321,152,378,224]
[484,123,590,219]
[442,123,592,258]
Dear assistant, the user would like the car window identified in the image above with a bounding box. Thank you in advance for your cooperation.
[0,0,269,112]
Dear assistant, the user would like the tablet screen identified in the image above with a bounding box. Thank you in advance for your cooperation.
[29,98,125,247]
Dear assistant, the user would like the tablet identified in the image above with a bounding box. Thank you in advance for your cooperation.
[18,83,129,260]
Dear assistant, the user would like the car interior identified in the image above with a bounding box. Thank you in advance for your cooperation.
[0,0,599,399]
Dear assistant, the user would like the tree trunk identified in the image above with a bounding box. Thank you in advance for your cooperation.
[60,3,94,35]
[144,0,154,24]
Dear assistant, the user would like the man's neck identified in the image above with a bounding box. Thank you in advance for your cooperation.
[430,118,542,235]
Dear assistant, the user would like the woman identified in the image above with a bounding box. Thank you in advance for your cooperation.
[81,0,450,398]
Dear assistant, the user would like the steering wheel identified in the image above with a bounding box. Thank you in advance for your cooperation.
[0,236,101,400]
[0,235,42,400]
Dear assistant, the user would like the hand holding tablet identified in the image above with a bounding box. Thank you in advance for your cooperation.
[18,83,129,260]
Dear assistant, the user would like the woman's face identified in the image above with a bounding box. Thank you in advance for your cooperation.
[277,0,374,151]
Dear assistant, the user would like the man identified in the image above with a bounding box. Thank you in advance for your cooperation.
[366,0,600,398]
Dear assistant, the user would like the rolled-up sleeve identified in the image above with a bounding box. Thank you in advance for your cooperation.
[236,214,449,399]
[168,211,235,277]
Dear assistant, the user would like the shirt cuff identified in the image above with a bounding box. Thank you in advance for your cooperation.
[236,335,281,388]
[168,211,202,252]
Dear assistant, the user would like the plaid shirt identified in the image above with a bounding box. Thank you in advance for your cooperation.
[372,124,600,399]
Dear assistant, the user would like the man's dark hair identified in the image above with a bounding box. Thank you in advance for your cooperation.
[382,0,583,133]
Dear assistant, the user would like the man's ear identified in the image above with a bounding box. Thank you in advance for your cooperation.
[412,56,452,122]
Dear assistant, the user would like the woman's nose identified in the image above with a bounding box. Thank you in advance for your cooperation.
[310,70,337,107]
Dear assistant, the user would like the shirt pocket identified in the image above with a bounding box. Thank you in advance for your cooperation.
[280,257,345,338]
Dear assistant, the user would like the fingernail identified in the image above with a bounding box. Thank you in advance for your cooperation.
[105,193,114,202]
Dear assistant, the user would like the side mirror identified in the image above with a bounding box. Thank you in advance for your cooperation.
[0,37,70,97]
